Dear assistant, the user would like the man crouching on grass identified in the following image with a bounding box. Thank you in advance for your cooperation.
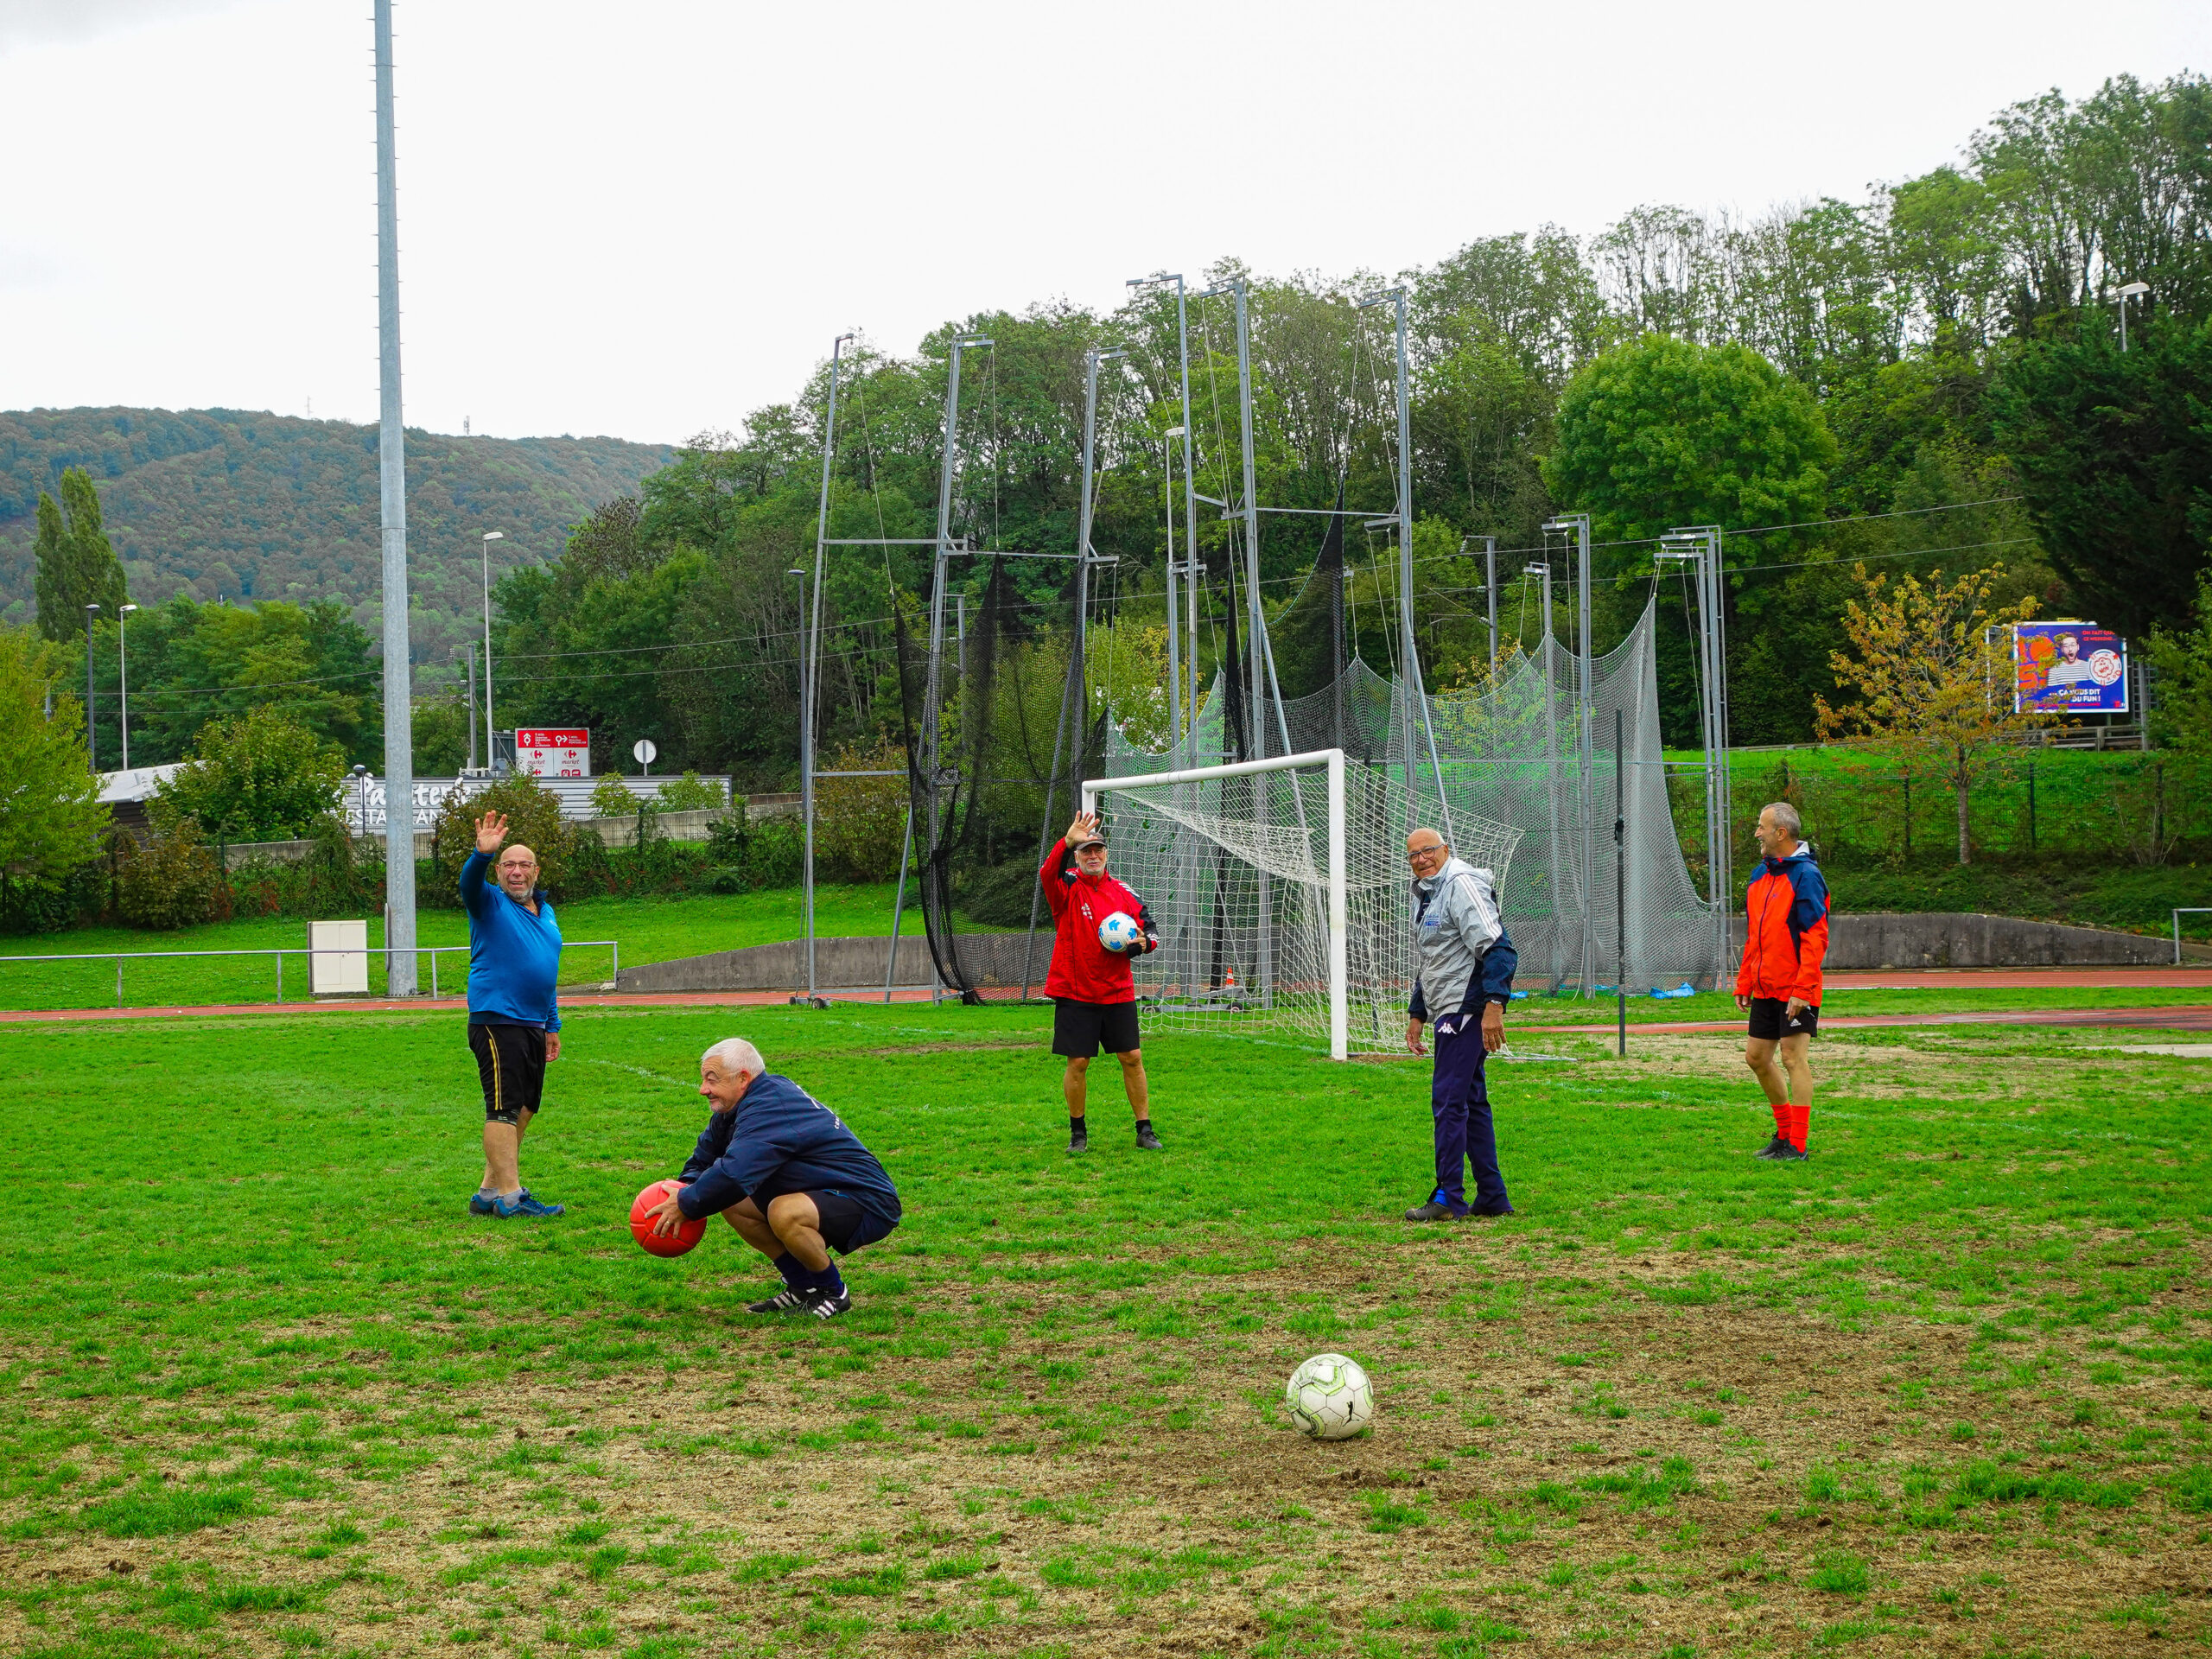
[639,1039,900,1321]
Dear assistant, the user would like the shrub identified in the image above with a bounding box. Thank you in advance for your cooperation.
[589,776,639,818]
[429,774,570,893]
[654,771,725,812]
[114,820,223,930]
[814,741,908,880]
[157,707,348,842]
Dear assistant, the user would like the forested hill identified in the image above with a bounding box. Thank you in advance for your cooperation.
[0,407,671,662]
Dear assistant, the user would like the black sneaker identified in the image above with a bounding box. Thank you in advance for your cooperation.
[746,1287,810,1315]
[1771,1141,1808,1162]
[1752,1134,1790,1160]
[804,1288,852,1320]
[1135,1124,1163,1151]
[1403,1200,1461,1222]
[1069,1127,1089,1154]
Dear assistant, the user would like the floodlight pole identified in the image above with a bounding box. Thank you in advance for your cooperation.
[373,0,417,995]
[461,643,478,772]
[480,530,504,773]
[798,332,854,1011]
[84,604,99,772]
[118,603,137,769]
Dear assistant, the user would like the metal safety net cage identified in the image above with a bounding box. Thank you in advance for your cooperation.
[1086,600,1715,1054]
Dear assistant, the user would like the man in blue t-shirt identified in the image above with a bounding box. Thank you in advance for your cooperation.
[460,809,566,1220]
[639,1037,902,1320]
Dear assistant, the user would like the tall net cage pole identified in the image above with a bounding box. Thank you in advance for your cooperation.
[1543,512,1596,995]
[1526,558,1568,990]
[1086,749,1349,1060]
[798,332,855,1009]
[1232,276,1278,1007]
[1019,346,1125,1000]
[922,334,992,1004]
[1362,287,1455,845]
[1126,273,1199,772]
[1659,527,1727,987]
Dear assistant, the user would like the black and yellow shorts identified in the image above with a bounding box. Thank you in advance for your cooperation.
[469,1020,548,1124]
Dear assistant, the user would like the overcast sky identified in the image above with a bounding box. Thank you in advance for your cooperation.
[2,0,2205,446]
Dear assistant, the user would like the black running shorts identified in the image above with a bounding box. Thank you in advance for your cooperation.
[1746,996,1819,1040]
[470,1020,548,1124]
[1052,997,1141,1058]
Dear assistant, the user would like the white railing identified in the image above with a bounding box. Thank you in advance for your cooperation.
[0,941,620,1009]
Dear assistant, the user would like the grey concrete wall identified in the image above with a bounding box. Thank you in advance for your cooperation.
[617,931,1056,994]
[1730,911,2202,969]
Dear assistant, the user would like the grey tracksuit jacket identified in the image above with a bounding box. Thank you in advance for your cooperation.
[1408,855,1507,1020]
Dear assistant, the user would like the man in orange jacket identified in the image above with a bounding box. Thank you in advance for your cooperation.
[1735,801,1828,1161]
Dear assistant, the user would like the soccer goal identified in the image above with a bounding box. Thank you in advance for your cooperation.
[1083,749,1353,1059]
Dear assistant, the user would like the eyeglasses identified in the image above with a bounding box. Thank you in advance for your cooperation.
[1406,844,1446,863]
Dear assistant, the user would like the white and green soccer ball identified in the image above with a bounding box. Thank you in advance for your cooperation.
[1285,1352,1374,1440]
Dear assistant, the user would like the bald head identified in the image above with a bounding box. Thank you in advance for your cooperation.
[1406,827,1448,877]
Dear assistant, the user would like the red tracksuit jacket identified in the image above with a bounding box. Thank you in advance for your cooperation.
[1735,845,1831,1006]
[1039,840,1158,1003]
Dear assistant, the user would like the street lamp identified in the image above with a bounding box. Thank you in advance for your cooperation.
[83,603,99,772]
[2115,281,2151,352]
[480,531,505,772]
[118,603,138,770]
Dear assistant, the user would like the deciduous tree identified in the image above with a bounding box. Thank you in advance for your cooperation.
[33,468,129,642]
[0,627,110,909]
[1814,564,2048,864]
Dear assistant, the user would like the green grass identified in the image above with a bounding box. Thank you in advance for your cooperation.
[0,996,2205,1654]
[0,882,915,1009]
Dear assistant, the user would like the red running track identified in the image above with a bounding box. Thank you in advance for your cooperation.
[0,967,2205,1028]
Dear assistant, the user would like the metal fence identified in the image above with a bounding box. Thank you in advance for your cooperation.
[0,941,620,1010]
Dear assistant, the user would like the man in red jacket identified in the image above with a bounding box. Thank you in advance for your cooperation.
[1040,810,1162,1154]
[1735,801,1829,1161]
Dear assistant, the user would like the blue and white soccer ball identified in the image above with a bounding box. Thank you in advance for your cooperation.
[1286,1352,1374,1440]
[1097,911,1142,954]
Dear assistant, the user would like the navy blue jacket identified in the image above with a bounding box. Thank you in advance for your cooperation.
[460,850,562,1030]
[676,1072,901,1225]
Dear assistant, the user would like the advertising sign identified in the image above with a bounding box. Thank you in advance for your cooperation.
[516,728,592,778]
[2014,623,2128,714]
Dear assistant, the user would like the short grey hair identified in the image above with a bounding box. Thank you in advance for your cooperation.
[702,1038,765,1077]
[1761,801,1802,839]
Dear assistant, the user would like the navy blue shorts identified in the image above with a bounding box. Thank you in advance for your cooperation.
[760,1189,897,1255]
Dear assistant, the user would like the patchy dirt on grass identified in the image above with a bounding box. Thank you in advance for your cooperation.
[3,1229,2208,1657]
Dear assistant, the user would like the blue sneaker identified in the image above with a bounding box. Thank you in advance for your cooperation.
[493,1189,565,1218]
[468,1191,497,1217]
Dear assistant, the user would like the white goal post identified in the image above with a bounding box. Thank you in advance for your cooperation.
[1083,748,1350,1062]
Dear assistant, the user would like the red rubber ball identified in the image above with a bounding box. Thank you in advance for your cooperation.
[629,1179,707,1258]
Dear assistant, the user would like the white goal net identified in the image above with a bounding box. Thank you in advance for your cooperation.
[1084,748,1522,1060]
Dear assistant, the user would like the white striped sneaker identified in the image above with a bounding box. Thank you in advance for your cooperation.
[805,1289,852,1320]
[746,1287,810,1315]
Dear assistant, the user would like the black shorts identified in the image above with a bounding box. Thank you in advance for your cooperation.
[469,1020,547,1124]
[753,1190,897,1255]
[1053,997,1141,1058]
[1746,997,1819,1040]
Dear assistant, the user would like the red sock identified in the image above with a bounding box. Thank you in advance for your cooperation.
[1770,1100,1789,1138]
[1789,1103,1810,1151]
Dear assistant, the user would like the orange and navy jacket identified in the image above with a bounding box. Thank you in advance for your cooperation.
[1039,838,1158,1004]
[1735,845,1830,1007]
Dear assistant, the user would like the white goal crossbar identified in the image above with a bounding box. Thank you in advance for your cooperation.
[1084,747,1350,1061]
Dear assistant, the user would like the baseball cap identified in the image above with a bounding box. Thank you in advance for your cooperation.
[1071,830,1108,849]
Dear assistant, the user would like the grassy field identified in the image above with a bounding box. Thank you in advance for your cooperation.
[0,995,2207,1657]
[0,886,918,1013]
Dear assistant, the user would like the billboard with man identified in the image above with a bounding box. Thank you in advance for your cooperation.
[2014,623,2128,714]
